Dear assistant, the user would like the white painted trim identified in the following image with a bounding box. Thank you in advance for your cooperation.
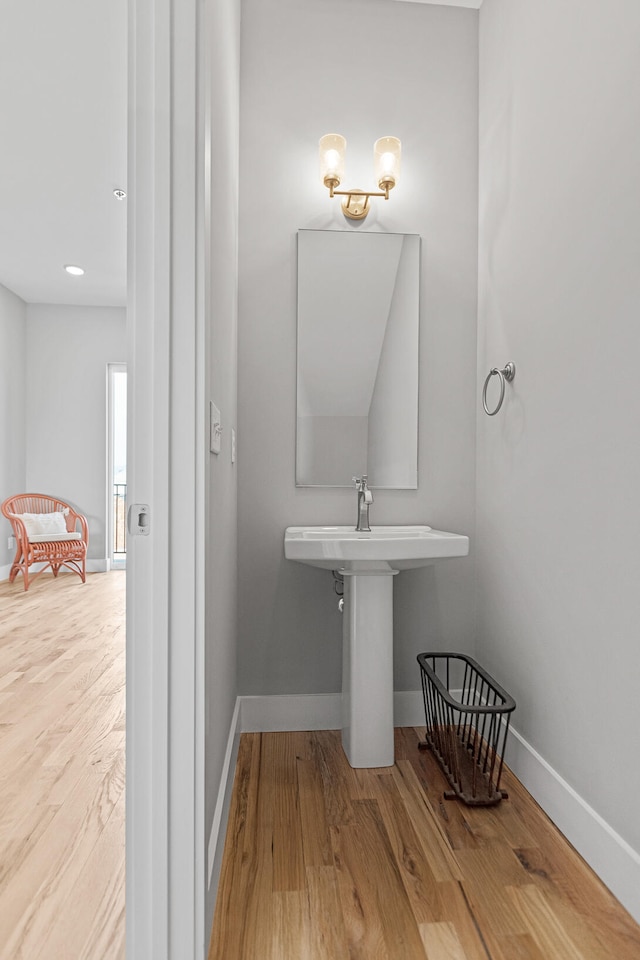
[505,724,640,924]
[393,689,426,726]
[126,0,172,951]
[0,564,11,582]
[207,698,242,889]
[127,0,204,956]
[193,0,207,949]
[239,690,426,732]
[241,693,341,732]
[166,0,202,955]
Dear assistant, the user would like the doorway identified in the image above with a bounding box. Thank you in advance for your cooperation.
[108,363,127,570]
[1,0,203,953]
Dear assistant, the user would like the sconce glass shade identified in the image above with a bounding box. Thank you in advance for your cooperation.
[319,133,346,191]
[374,136,401,192]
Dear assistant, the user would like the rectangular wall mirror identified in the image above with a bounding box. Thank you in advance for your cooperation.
[296,229,420,488]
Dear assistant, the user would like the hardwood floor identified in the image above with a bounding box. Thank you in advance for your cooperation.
[210,729,640,960]
[0,572,125,960]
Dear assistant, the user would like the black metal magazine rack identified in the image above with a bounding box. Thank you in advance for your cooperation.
[417,652,516,807]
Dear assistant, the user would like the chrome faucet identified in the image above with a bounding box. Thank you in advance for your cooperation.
[352,475,373,532]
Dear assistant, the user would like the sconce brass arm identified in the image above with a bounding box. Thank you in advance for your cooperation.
[329,186,390,201]
[327,184,391,220]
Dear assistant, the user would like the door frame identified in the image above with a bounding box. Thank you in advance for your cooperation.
[126,0,205,956]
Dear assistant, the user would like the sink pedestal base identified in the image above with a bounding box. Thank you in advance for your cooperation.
[284,525,470,767]
[341,570,398,768]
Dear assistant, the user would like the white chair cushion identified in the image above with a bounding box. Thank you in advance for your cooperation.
[20,512,68,538]
[28,532,82,543]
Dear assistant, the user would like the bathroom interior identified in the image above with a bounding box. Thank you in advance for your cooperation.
[2,0,639,955]
[194,0,640,953]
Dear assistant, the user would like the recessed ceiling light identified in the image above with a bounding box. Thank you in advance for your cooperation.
[113,188,127,200]
[64,264,85,276]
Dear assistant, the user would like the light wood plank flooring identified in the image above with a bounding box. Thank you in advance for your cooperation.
[0,572,126,960]
[210,728,640,960]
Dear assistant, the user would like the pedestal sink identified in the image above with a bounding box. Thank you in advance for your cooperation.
[284,525,469,768]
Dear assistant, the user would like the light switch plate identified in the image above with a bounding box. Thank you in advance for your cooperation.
[210,401,222,454]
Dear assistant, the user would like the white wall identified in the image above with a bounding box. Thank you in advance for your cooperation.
[25,304,126,562]
[238,0,479,697]
[0,283,27,576]
[478,0,640,911]
[203,0,240,940]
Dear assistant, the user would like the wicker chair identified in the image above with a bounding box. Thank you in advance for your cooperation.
[1,493,89,591]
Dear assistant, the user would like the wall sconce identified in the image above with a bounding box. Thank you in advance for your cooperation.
[319,133,401,221]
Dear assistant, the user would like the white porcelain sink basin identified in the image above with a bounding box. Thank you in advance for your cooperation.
[284,523,470,769]
[284,524,469,572]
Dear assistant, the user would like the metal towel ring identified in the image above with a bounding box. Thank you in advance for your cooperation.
[483,362,516,416]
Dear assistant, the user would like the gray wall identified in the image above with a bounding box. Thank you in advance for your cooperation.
[0,283,27,573]
[25,304,126,561]
[477,0,640,852]
[203,0,240,939]
[238,0,479,696]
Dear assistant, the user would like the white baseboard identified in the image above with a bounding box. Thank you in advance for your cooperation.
[235,690,640,924]
[207,698,242,890]
[393,689,425,726]
[505,724,640,923]
[240,693,341,732]
[239,690,427,733]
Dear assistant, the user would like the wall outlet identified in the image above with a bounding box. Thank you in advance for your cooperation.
[7,536,15,550]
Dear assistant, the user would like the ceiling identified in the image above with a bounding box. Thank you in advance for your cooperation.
[0,0,127,306]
